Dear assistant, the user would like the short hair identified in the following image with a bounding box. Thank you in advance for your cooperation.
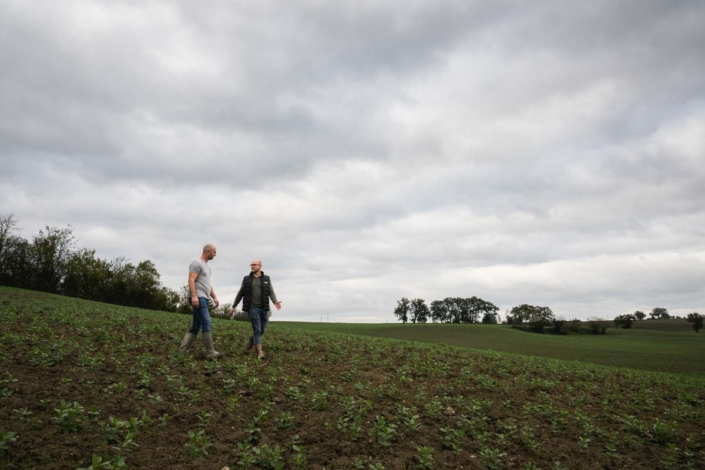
[203,244,216,253]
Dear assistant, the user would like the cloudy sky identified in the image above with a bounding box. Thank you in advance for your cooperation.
[2,0,704,322]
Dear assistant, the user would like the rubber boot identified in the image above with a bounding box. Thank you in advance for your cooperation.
[180,332,197,354]
[203,332,223,359]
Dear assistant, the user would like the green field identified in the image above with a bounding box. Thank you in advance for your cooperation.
[2,287,705,469]
[274,320,705,377]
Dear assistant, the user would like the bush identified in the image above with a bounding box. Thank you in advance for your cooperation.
[589,321,608,335]
[614,314,636,329]
[551,318,566,334]
[686,312,703,332]
[569,319,583,334]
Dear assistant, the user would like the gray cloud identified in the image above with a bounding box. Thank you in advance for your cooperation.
[1,0,704,322]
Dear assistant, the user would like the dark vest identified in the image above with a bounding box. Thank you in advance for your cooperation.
[242,272,271,312]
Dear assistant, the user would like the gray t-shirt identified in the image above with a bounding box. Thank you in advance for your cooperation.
[189,259,212,299]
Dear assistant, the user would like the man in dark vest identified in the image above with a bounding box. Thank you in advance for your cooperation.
[229,259,282,359]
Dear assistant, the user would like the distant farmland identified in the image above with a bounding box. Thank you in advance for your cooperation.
[1,286,704,469]
[275,320,705,377]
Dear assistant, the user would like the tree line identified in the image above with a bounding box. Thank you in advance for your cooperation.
[614,308,703,332]
[394,297,500,324]
[0,214,181,312]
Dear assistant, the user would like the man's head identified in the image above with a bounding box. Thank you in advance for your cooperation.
[202,244,217,260]
[250,260,262,274]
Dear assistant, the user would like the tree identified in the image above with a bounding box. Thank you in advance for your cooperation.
[0,213,18,266]
[509,304,533,324]
[394,297,411,324]
[510,304,554,332]
[410,298,430,324]
[430,300,448,323]
[686,312,703,333]
[31,225,76,293]
[614,313,636,329]
[634,310,645,321]
[650,307,668,320]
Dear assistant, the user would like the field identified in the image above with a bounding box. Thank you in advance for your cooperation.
[1,287,704,470]
[275,321,705,377]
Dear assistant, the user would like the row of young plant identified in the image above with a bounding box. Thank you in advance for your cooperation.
[1,287,704,469]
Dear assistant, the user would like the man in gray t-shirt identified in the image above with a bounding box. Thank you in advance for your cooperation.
[179,244,223,359]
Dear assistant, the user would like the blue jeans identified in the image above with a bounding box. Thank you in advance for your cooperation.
[189,297,212,335]
[248,306,268,345]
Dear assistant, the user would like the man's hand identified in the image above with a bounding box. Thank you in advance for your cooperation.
[228,308,235,319]
[191,296,199,308]
[213,297,220,308]
[275,301,282,311]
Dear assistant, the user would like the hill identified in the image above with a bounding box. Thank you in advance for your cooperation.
[1,287,704,469]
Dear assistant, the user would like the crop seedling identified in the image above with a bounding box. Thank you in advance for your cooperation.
[0,429,17,454]
[250,444,284,470]
[276,412,293,429]
[291,443,306,468]
[415,445,433,469]
[480,447,507,470]
[439,426,465,453]
[54,400,85,433]
[76,454,127,470]
[312,389,328,411]
[374,415,398,447]
[186,429,212,457]
[197,410,211,428]
[244,422,261,444]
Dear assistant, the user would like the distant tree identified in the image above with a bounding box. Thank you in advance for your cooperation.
[0,213,18,266]
[510,304,554,332]
[509,304,533,325]
[650,307,668,320]
[31,225,76,293]
[430,300,449,323]
[444,297,463,323]
[634,310,645,321]
[586,316,610,334]
[394,297,411,324]
[410,298,430,323]
[687,312,703,333]
[614,313,636,329]
[471,297,499,324]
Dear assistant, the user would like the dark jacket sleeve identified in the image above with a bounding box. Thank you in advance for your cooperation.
[232,280,245,307]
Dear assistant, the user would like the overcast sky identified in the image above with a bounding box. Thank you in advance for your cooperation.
[2,0,704,322]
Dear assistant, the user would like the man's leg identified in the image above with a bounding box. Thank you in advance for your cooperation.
[180,300,202,354]
[254,307,268,359]
[198,297,222,359]
[249,306,264,358]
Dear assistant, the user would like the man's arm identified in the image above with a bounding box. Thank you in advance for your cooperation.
[269,282,282,311]
[210,287,219,308]
[188,272,199,308]
[229,282,245,316]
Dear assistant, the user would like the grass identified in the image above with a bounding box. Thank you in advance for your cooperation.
[275,321,705,377]
[1,286,704,470]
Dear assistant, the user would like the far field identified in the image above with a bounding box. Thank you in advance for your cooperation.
[274,320,705,377]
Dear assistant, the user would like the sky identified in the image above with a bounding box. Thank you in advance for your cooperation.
[1,0,704,322]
